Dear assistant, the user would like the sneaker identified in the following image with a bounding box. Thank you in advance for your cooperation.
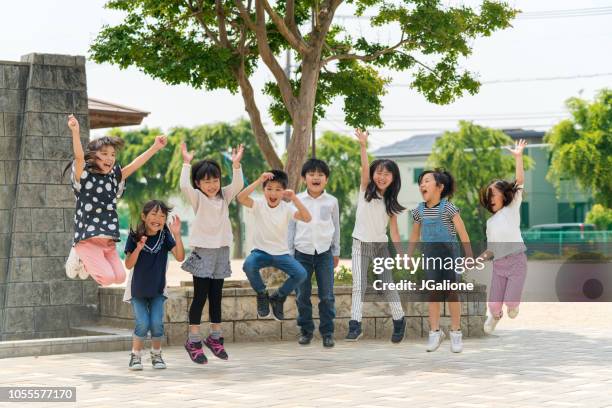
[128,352,143,370]
[322,335,335,348]
[298,332,313,345]
[345,320,362,341]
[151,351,166,369]
[450,330,463,353]
[507,306,519,319]
[184,339,207,364]
[391,317,406,343]
[268,291,286,321]
[204,335,229,360]
[256,291,271,318]
[426,330,445,352]
[484,312,502,334]
[65,247,87,280]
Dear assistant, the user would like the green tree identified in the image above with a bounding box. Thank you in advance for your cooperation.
[110,127,178,222]
[585,204,612,230]
[315,131,370,257]
[545,89,612,209]
[90,0,517,189]
[428,121,533,242]
[167,119,268,256]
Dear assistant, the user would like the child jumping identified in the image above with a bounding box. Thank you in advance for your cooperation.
[479,139,528,334]
[408,169,473,353]
[123,200,185,370]
[239,170,311,321]
[180,142,244,364]
[65,115,167,285]
[288,159,340,348]
[347,129,406,343]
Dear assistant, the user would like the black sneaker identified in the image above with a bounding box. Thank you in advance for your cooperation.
[256,290,270,318]
[391,317,406,343]
[151,351,167,369]
[345,320,362,341]
[128,352,143,370]
[268,291,286,321]
[298,332,313,345]
[322,335,335,348]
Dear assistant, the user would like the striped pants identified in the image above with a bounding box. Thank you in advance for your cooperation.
[350,239,405,321]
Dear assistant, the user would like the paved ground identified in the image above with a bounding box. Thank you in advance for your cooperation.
[2,303,612,407]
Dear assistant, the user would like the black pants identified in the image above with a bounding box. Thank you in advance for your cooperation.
[188,277,224,324]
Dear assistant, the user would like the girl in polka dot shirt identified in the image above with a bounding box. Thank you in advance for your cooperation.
[64,115,167,285]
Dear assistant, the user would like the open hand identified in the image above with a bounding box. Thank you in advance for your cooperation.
[181,142,194,164]
[169,215,181,235]
[282,189,296,200]
[232,144,245,167]
[354,128,369,146]
[506,139,527,157]
[67,114,80,133]
[259,172,274,183]
[136,236,147,251]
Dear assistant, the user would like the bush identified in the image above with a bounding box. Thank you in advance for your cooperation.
[586,204,612,230]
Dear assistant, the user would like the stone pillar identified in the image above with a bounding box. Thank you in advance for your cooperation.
[0,53,99,340]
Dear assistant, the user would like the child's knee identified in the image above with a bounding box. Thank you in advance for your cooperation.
[150,321,164,339]
[242,256,257,273]
[134,320,149,338]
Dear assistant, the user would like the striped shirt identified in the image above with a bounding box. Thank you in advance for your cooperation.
[411,201,459,237]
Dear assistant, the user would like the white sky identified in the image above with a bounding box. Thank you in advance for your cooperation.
[2,0,611,150]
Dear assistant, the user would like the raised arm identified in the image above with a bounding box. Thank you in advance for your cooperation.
[121,135,167,180]
[169,216,185,262]
[179,143,198,210]
[68,115,85,182]
[237,172,273,208]
[222,144,245,202]
[355,128,370,191]
[285,190,311,223]
[507,139,527,186]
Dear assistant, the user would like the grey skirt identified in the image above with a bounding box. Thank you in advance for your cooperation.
[181,247,232,279]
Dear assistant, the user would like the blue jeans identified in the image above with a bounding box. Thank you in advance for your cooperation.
[295,249,336,336]
[131,296,165,340]
[243,249,307,297]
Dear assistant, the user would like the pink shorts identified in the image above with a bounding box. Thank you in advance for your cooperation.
[74,237,126,286]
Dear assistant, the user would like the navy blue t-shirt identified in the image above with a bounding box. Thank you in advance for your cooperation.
[125,227,176,299]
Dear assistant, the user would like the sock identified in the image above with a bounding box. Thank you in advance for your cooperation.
[210,329,222,340]
[131,349,141,356]
[189,332,203,343]
[151,348,161,354]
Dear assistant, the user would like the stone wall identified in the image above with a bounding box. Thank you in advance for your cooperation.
[99,285,487,344]
[0,53,99,340]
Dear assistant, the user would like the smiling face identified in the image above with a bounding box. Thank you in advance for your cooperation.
[94,145,116,174]
[488,185,505,213]
[419,173,444,204]
[304,170,328,197]
[142,206,167,235]
[372,164,393,193]
[196,176,221,198]
[264,180,285,208]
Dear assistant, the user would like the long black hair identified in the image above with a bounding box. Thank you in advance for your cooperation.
[417,168,456,199]
[479,179,522,213]
[62,135,125,178]
[190,159,223,198]
[129,200,172,242]
[365,159,406,216]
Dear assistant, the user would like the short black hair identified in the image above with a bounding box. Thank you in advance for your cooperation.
[479,180,522,213]
[417,168,455,199]
[301,158,330,178]
[263,169,288,189]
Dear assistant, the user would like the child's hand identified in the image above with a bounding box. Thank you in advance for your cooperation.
[354,128,369,146]
[169,215,181,235]
[259,172,274,183]
[136,236,147,251]
[153,135,168,150]
[231,144,245,167]
[67,115,80,133]
[333,256,339,268]
[181,142,194,164]
[283,189,296,200]
[506,139,527,157]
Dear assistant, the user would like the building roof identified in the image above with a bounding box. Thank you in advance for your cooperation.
[88,98,150,129]
[372,128,546,158]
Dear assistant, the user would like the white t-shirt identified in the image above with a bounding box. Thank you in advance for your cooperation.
[288,191,340,256]
[352,187,390,243]
[248,198,296,255]
[486,185,526,258]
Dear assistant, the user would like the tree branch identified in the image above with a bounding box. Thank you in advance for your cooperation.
[261,0,309,55]
[234,0,257,31]
[321,36,410,66]
[285,0,299,38]
[186,0,222,47]
[215,0,231,48]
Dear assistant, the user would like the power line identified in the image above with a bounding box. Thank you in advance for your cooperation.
[326,111,568,121]
[389,72,612,87]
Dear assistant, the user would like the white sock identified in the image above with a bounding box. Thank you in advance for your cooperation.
[132,349,141,356]
[151,348,161,354]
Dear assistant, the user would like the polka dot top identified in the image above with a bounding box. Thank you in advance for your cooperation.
[71,161,126,244]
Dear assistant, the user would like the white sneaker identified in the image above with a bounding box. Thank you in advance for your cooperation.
[484,313,502,334]
[426,330,445,352]
[450,330,463,353]
[507,307,519,319]
[65,247,87,279]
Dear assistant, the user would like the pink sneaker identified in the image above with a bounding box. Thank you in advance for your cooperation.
[184,339,207,364]
[204,336,228,360]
